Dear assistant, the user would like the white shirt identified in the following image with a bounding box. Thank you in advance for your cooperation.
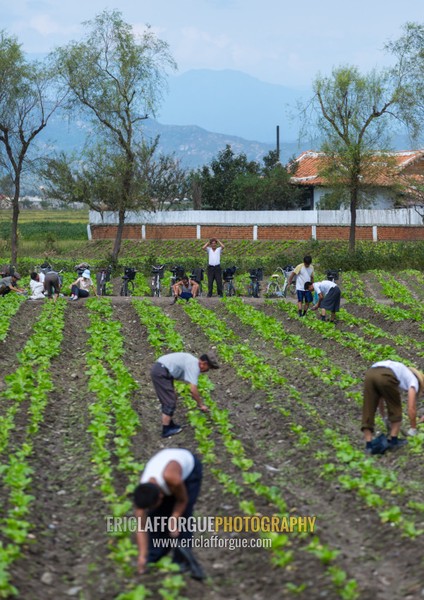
[207,247,222,266]
[140,449,195,495]
[372,360,419,392]
[76,276,93,291]
[314,280,337,296]
[158,352,200,385]
[293,263,314,291]
[29,279,45,300]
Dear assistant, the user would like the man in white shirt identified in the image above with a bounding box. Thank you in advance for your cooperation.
[133,448,204,579]
[151,351,219,437]
[362,360,424,453]
[203,238,225,297]
[288,255,314,317]
[305,279,341,322]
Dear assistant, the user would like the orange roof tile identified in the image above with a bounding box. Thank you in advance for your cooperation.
[290,150,424,188]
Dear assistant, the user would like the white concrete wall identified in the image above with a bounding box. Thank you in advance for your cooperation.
[89,208,423,226]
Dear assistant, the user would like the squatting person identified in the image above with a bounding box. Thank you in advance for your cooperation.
[361,360,424,453]
[151,351,219,438]
[133,447,205,579]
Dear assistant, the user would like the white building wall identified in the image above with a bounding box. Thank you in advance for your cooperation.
[89,208,423,227]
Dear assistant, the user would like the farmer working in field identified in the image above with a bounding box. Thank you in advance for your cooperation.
[151,351,219,438]
[133,447,205,579]
[287,255,314,317]
[361,360,424,454]
[304,279,341,322]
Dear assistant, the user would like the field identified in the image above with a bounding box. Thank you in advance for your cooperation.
[1,269,424,600]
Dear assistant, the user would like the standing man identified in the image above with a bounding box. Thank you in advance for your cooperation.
[203,238,225,297]
[133,448,205,578]
[361,360,424,453]
[305,279,341,322]
[288,255,314,317]
[151,351,219,438]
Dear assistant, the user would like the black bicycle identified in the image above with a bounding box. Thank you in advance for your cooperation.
[247,268,263,298]
[120,267,137,297]
[169,265,186,297]
[326,269,342,282]
[151,265,165,297]
[223,266,237,297]
[189,267,204,297]
[96,265,113,296]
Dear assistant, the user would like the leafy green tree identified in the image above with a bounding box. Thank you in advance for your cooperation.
[0,31,64,263]
[302,63,419,250]
[53,10,176,259]
[198,145,259,209]
[385,22,424,137]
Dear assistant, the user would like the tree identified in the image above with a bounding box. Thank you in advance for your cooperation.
[53,10,176,260]
[385,22,424,137]
[0,31,64,263]
[302,64,419,250]
[195,145,299,210]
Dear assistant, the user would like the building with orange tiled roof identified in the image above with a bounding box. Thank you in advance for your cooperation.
[290,150,424,210]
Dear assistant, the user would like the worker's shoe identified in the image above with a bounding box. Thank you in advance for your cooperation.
[161,424,182,438]
[387,438,408,451]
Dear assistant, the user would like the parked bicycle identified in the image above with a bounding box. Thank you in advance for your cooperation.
[189,267,205,297]
[151,265,165,297]
[223,266,237,297]
[75,262,90,278]
[120,267,137,297]
[266,266,296,298]
[96,265,113,296]
[247,268,263,298]
[326,269,342,282]
[169,265,186,297]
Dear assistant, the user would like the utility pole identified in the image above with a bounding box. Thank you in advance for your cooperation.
[276,125,280,162]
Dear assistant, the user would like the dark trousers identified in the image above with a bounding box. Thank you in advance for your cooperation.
[207,265,222,296]
[71,285,89,298]
[361,367,402,432]
[147,456,203,563]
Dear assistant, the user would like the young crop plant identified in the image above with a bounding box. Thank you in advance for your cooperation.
[0,300,66,598]
[0,294,26,341]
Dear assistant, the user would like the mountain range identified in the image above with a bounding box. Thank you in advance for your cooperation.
[39,69,421,172]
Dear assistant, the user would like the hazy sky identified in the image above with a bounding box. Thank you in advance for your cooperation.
[3,0,423,88]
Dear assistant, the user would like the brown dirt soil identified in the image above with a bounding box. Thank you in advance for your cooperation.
[1,293,424,600]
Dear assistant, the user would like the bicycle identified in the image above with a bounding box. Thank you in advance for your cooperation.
[326,269,342,283]
[150,265,165,297]
[266,266,296,298]
[169,265,186,297]
[247,268,263,298]
[120,267,137,297]
[189,267,205,297]
[96,265,113,296]
[223,266,237,297]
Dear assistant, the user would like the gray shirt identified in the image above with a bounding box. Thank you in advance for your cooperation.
[157,352,200,385]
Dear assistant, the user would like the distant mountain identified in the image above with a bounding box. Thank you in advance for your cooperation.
[158,69,309,144]
[38,112,307,170]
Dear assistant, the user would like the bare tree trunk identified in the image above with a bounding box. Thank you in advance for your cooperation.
[10,188,20,265]
[349,187,358,252]
[111,208,126,261]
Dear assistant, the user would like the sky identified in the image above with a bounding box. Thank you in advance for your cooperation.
[2,0,423,89]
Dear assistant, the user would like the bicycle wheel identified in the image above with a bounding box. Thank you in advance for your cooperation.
[266,281,281,297]
[224,282,235,297]
[253,281,260,298]
[120,280,128,296]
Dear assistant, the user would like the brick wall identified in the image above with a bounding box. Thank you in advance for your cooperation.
[90,223,424,242]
